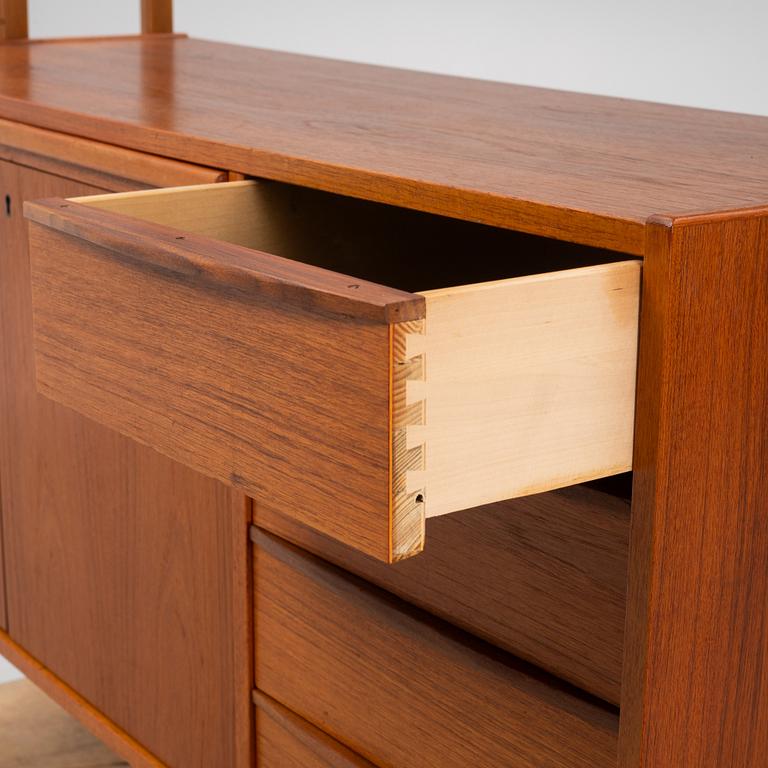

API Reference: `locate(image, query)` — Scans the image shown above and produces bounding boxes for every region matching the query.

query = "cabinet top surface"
[1,35,767,254]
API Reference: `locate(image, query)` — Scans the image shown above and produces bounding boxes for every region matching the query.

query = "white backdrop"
[29,0,768,115]
[3,0,765,686]
[0,656,18,683]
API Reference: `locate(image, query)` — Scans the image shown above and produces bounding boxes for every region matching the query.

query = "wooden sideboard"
[0,34,766,768]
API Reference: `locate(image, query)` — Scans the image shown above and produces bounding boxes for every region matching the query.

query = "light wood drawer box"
[254,529,619,768]
[24,180,641,562]
[256,483,629,705]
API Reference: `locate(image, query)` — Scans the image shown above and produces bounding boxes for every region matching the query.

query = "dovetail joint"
[391,318,426,560]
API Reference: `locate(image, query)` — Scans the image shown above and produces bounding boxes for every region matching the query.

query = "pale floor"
[0,656,22,685]
[0,678,127,766]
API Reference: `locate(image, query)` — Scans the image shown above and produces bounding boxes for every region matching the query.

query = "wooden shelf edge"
[0,629,166,768]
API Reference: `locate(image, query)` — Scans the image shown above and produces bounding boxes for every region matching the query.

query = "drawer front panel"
[255,484,629,705]
[255,691,376,768]
[25,211,415,562]
[254,530,619,768]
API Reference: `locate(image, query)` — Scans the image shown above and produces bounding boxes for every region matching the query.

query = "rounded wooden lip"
[24,196,426,324]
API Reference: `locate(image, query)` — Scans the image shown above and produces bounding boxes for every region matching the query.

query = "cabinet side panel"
[621,210,768,767]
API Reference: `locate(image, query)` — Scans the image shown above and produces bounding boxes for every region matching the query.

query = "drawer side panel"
[417,260,641,516]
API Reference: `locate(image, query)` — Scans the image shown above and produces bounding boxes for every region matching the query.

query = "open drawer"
[25,181,640,562]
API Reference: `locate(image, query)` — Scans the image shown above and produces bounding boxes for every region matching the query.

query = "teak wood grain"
[2,38,768,253]
[620,207,768,767]
[254,530,619,768]
[233,495,256,768]
[26,194,424,322]
[255,691,376,768]
[25,220,401,562]
[25,181,639,559]
[0,630,163,766]
[255,483,630,705]
[0,0,27,40]
[141,0,173,34]
[0,117,225,190]
[0,679,127,767]
[25,191,429,561]
[1,29,766,765]
[0,159,248,768]
[0,495,5,630]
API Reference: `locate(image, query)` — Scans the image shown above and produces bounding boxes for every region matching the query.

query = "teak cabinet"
[1,35,767,768]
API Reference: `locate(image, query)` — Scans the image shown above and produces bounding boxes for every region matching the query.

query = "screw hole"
[347,283,360,289]
[415,493,424,504]
[175,236,185,240]
[4,194,10,217]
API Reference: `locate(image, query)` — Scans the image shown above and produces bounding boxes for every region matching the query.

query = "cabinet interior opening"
[74,179,638,507]
[75,179,633,295]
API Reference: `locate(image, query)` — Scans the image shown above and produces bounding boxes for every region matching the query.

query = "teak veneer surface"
[25,181,641,561]
[0,503,5,630]
[620,208,768,767]
[0,117,226,190]
[2,37,768,252]
[0,0,27,40]
[141,0,173,35]
[254,530,619,768]
[25,217,400,561]
[0,159,246,768]
[256,484,630,705]
[255,691,376,768]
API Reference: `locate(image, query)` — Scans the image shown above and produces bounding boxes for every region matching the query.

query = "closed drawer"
[255,690,375,768]
[256,484,629,705]
[253,529,619,768]
[0,117,227,191]
[25,180,640,562]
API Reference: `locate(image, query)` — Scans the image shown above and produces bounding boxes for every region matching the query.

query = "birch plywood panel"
[412,260,641,516]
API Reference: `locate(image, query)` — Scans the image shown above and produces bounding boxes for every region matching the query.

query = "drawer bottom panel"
[253,530,619,768]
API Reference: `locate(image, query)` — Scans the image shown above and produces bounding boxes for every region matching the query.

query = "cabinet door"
[0,160,247,768]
